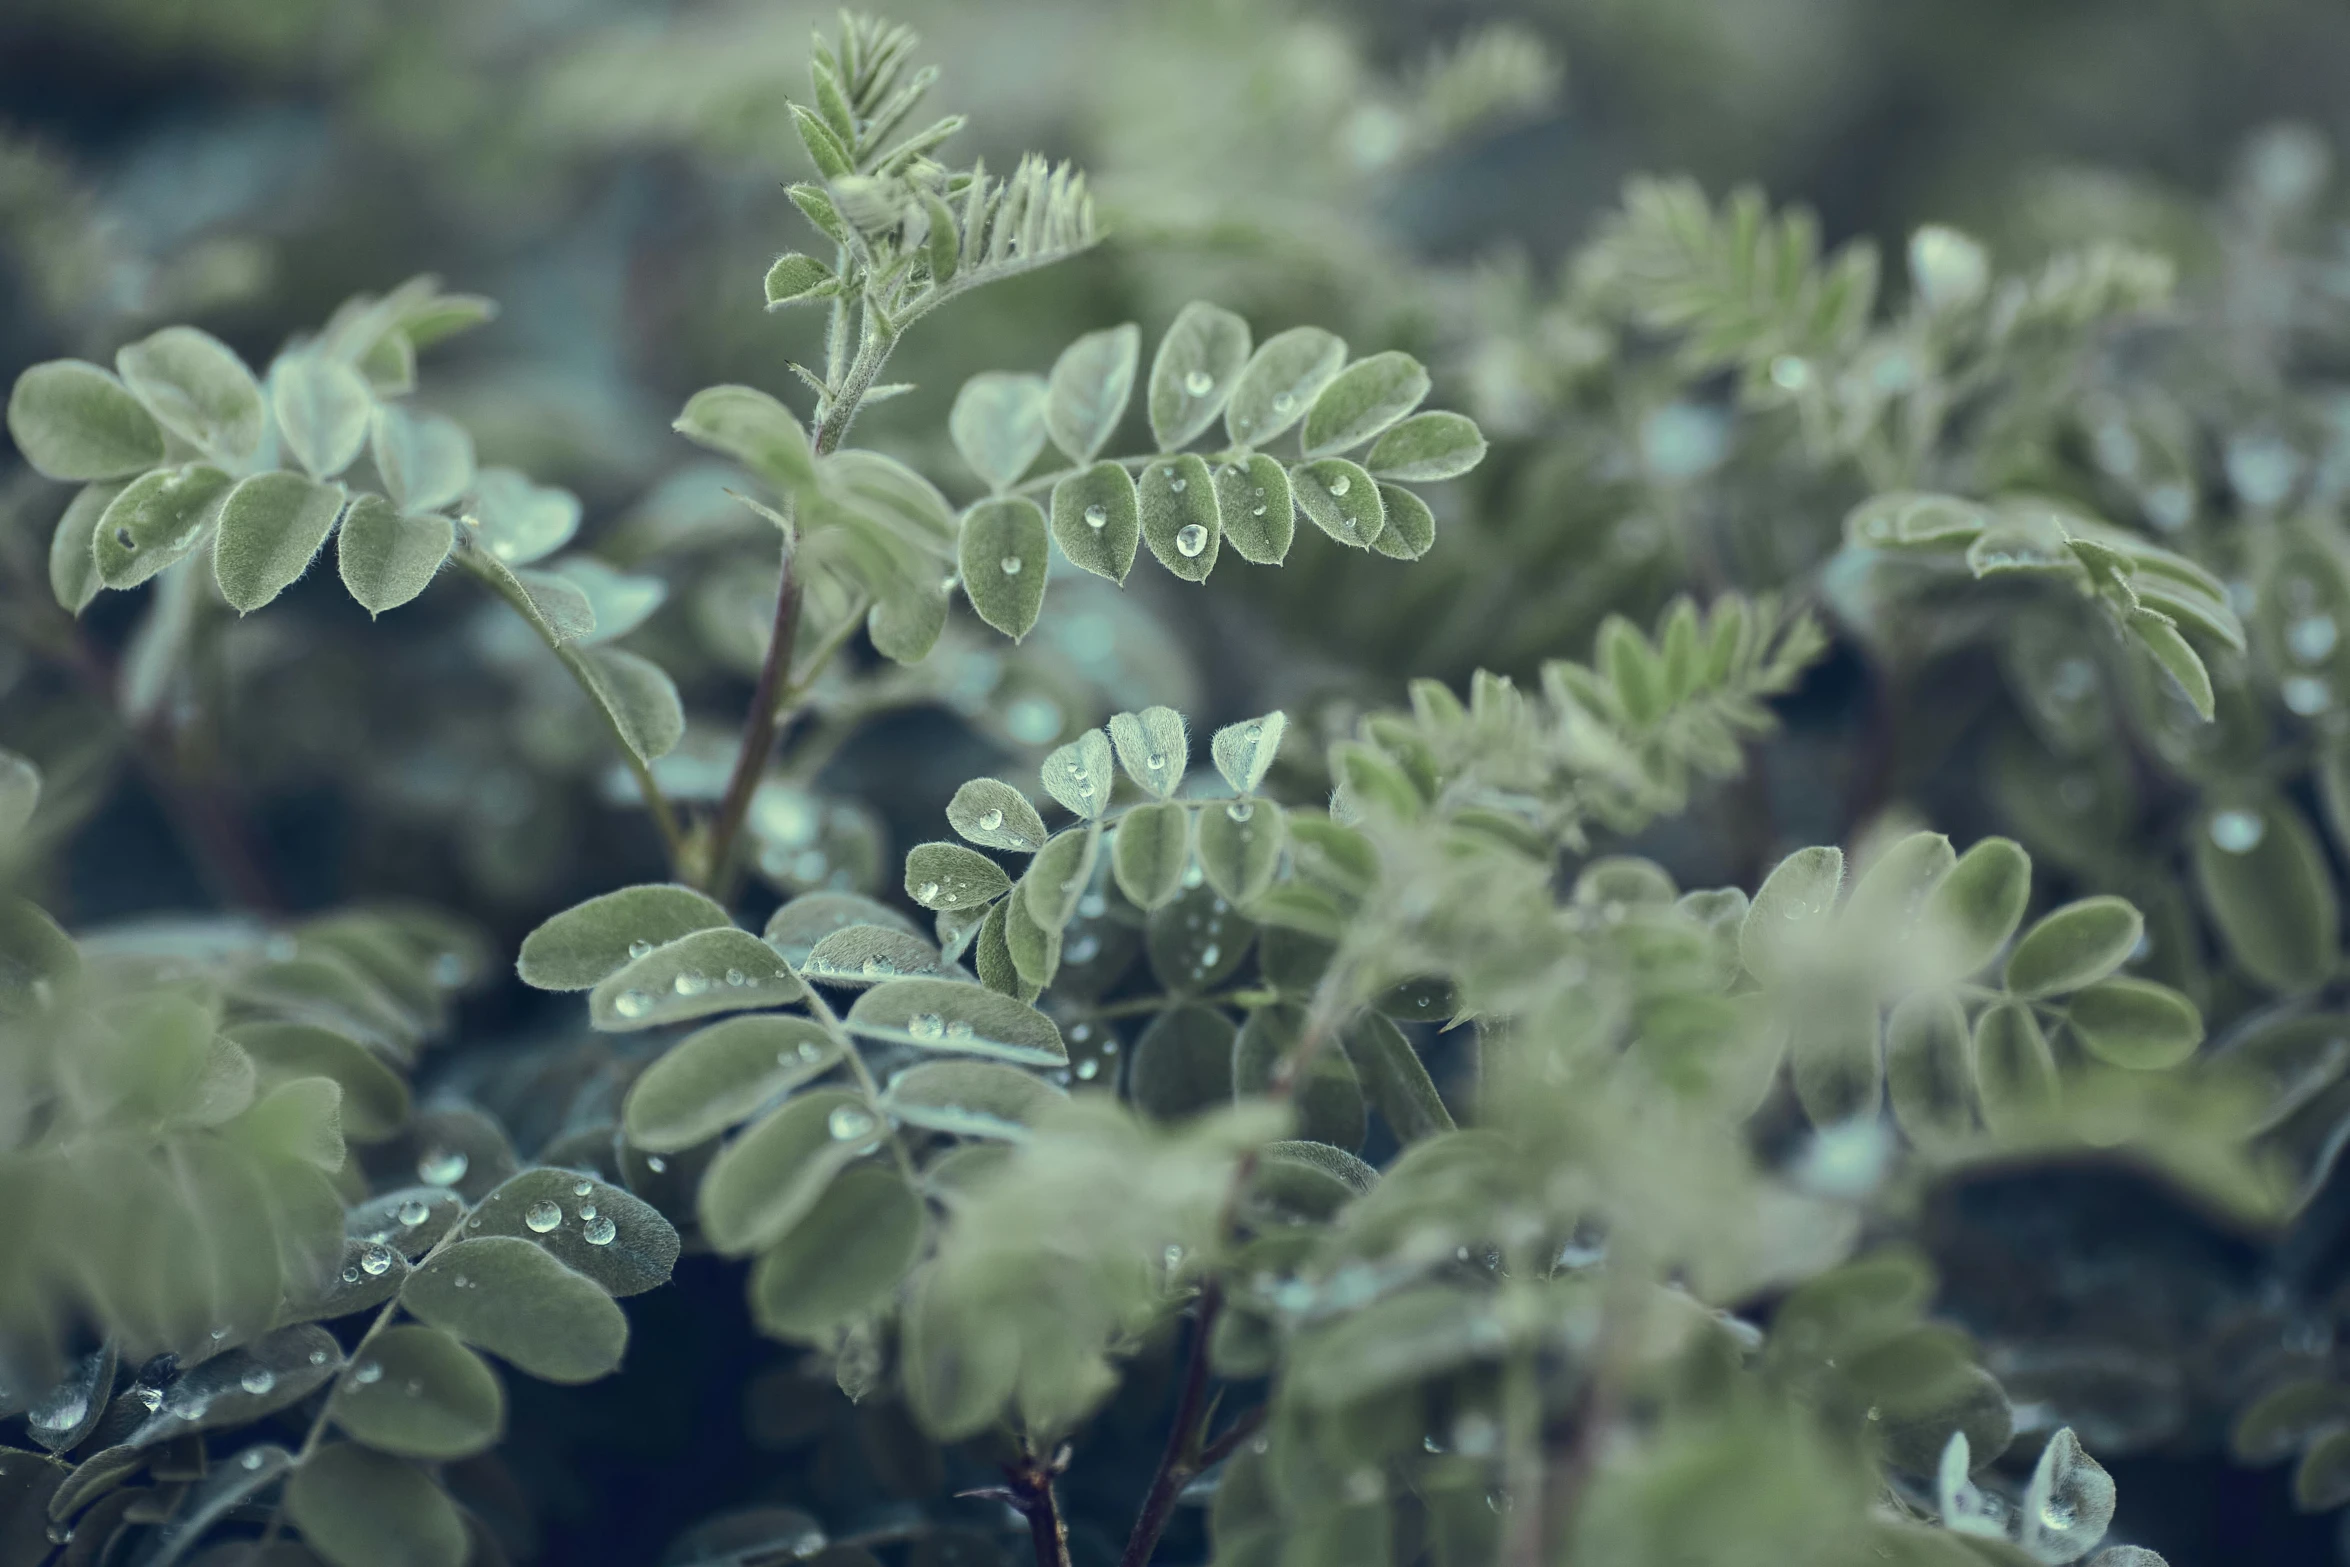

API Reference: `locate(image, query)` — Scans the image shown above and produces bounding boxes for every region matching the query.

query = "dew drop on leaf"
[628,939,655,960]
[674,970,709,996]
[396,1198,430,1227]
[614,989,651,1018]
[353,1362,383,1385]
[828,1105,878,1141]
[524,1199,562,1232]
[359,1243,394,1276]
[240,1369,275,1396]
[1175,524,1208,558]
[1184,370,1214,397]
[2210,810,2266,852]
[999,555,1023,576]
[1083,503,1108,529]
[909,1011,945,1040]
[584,1214,618,1246]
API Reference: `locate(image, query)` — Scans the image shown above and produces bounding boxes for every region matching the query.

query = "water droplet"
[2211,809,2266,853]
[1145,752,1166,771]
[1083,502,1108,529]
[1168,473,1188,493]
[1175,524,1208,558]
[211,1326,230,1340]
[353,1362,383,1386]
[1226,800,1254,822]
[309,1349,329,1365]
[418,1147,469,1185]
[240,1369,275,1396]
[1327,472,1351,497]
[2041,1497,2079,1532]
[1184,370,1214,397]
[917,880,941,902]
[1164,1243,1184,1270]
[1199,943,1221,967]
[113,525,135,549]
[627,939,655,960]
[1272,391,1297,414]
[137,1387,162,1411]
[614,989,651,1018]
[577,1202,598,1221]
[861,956,896,978]
[396,1198,430,1227]
[584,1214,618,1246]
[726,968,748,986]
[241,1449,266,1470]
[647,1154,667,1172]
[1075,1058,1099,1080]
[2289,613,2339,664]
[978,807,1005,832]
[909,1011,946,1041]
[829,1105,878,1141]
[673,970,709,997]
[359,1243,394,1276]
[945,1019,975,1041]
[524,1199,563,1233]
[340,1266,360,1284]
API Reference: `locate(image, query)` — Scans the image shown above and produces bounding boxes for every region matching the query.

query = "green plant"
[6,9,2343,1567]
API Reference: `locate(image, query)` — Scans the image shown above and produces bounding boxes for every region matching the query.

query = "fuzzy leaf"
[1225,326,1347,448]
[577,647,686,763]
[516,883,730,990]
[1130,1004,1240,1120]
[331,1325,504,1460]
[763,252,838,308]
[623,1016,839,1153]
[2064,978,2203,1070]
[1049,462,1141,583]
[906,841,1013,911]
[116,326,265,463]
[214,471,347,612]
[884,1059,1066,1140]
[1042,729,1115,819]
[1047,323,1140,462]
[1291,458,1385,549]
[950,373,1050,492]
[1112,802,1192,910]
[1886,989,1976,1145]
[405,1238,627,1384]
[48,481,117,611]
[464,1167,680,1296]
[1365,411,1486,481]
[94,464,233,588]
[1216,453,1293,565]
[1342,1012,1455,1142]
[1110,707,1189,798]
[285,1444,467,1567]
[1301,351,1430,457]
[1139,455,1220,580]
[1197,798,1285,905]
[337,494,452,615]
[1021,829,1097,931]
[2191,798,2338,993]
[697,1089,871,1254]
[588,927,806,1030]
[2131,613,2214,720]
[846,977,1067,1066]
[368,404,474,514]
[1370,483,1436,560]
[750,1164,925,1343]
[1148,302,1250,450]
[673,386,816,494]
[1789,981,1882,1126]
[1740,846,1844,984]
[1923,837,2033,982]
[2005,897,2144,998]
[273,354,373,479]
[1975,1002,2059,1130]
[947,778,1048,853]
[468,467,581,566]
[1212,713,1287,795]
[8,359,165,479]
[957,497,1050,637]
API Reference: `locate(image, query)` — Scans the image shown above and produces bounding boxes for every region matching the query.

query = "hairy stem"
[1006,1449,1073,1567]
[1118,1279,1226,1567]
[700,318,896,898]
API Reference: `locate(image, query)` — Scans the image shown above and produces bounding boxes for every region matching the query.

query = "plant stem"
[1005,1449,1073,1567]
[1117,1279,1225,1567]
[699,318,896,899]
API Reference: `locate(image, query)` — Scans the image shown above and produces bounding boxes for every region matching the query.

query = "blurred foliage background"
[10,0,2350,1560]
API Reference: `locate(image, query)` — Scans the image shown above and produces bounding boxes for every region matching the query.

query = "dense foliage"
[8,3,2350,1565]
